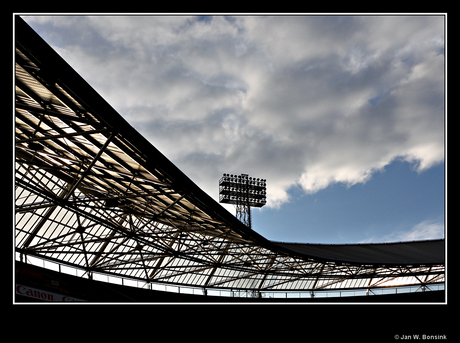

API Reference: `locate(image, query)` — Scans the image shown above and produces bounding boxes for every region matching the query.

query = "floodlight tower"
[219,173,266,229]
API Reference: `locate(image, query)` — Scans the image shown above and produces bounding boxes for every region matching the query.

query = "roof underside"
[276,240,444,265]
[14,16,445,291]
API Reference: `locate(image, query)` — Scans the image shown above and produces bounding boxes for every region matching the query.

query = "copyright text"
[394,334,447,340]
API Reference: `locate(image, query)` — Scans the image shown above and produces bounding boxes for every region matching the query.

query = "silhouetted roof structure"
[276,240,444,265]
[15,16,444,292]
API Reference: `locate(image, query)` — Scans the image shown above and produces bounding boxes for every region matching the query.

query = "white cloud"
[400,220,445,241]
[23,15,445,208]
[360,220,445,243]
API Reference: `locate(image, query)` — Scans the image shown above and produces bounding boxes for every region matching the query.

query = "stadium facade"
[14,17,445,302]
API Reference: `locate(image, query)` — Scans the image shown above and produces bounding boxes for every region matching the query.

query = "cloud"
[360,219,445,243]
[400,220,445,241]
[23,15,445,208]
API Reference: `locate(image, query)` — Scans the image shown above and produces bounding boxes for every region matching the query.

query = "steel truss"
[14,18,444,294]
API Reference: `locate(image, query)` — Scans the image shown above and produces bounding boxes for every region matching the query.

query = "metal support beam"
[16,127,109,144]
[63,132,114,201]
[14,17,445,295]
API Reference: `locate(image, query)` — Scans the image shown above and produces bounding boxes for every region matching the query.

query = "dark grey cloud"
[24,15,445,207]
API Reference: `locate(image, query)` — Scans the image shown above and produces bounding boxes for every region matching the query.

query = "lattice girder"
[15,17,444,292]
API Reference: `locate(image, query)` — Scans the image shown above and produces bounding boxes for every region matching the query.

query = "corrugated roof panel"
[14,17,444,293]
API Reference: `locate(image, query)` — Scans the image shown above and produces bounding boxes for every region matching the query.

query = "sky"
[21,14,446,244]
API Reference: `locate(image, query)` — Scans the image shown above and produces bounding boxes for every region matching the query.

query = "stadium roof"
[15,16,444,292]
[276,240,444,265]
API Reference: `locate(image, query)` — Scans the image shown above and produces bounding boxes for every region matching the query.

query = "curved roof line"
[274,239,445,265]
[15,16,444,292]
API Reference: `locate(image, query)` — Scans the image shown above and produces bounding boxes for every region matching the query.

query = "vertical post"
[245,175,252,230]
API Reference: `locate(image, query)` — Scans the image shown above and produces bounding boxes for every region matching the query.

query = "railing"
[16,254,445,300]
